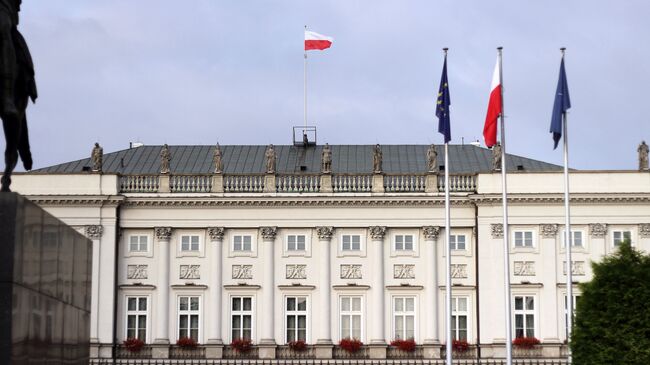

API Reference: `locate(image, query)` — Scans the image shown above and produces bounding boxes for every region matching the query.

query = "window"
[393,297,415,340]
[564,294,580,339]
[394,235,414,251]
[562,231,583,248]
[342,235,361,251]
[340,296,362,339]
[287,235,306,251]
[514,296,535,338]
[181,235,200,251]
[451,297,468,341]
[450,235,466,250]
[613,230,632,246]
[514,231,534,248]
[129,235,148,252]
[286,297,307,342]
[178,296,200,341]
[233,235,252,251]
[126,296,148,340]
[231,296,253,341]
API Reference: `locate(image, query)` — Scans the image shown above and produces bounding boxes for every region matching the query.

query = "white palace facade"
[11,143,650,362]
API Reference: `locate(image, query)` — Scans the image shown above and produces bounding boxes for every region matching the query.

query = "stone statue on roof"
[265,144,276,174]
[321,143,332,173]
[427,144,438,173]
[213,144,223,174]
[160,144,171,174]
[639,141,649,171]
[492,142,502,172]
[373,144,383,173]
[91,142,103,172]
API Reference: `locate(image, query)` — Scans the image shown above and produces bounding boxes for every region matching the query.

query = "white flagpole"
[303,26,308,137]
[497,47,514,365]
[443,48,452,365]
[561,47,574,365]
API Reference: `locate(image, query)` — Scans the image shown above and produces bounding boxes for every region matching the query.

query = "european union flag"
[437,56,451,143]
[550,57,571,149]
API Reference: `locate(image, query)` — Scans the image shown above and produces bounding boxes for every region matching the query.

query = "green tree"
[571,241,650,364]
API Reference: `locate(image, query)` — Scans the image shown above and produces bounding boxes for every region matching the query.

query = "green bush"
[571,241,650,364]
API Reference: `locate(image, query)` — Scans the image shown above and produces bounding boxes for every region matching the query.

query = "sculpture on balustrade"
[91,142,103,172]
[160,144,171,174]
[265,144,276,174]
[373,144,383,173]
[213,143,223,174]
[426,144,438,173]
[492,142,502,171]
[638,141,649,171]
[321,143,332,173]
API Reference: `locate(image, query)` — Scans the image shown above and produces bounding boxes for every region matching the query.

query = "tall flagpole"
[497,46,514,365]
[442,48,453,365]
[561,47,574,365]
[303,25,308,136]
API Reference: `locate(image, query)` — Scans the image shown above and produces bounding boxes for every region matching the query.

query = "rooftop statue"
[373,144,382,173]
[427,144,438,172]
[492,142,502,171]
[213,144,223,174]
[160,144,171,174]
[639,141,649,171]
[321,143,332,173]
[91,143,103,172]
[265,144,276,174]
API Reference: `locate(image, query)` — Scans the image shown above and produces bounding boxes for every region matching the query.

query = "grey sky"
[5,0,649,171]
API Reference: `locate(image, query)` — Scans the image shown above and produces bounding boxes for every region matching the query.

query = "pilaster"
[153,226,172,358]
[422,226,441,352]
[84,225,103,346]
[259,226,277,356]
[368,226,386,351]
[315,226,334,357]
[206,227,225,358]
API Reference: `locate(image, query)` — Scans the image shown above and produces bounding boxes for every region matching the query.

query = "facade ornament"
[513,261,536,276]
[340,264,362,279]
[207,227,225,241]
[393,264,415,279]
[639,141,649,171]
[639,223,650,238]
[260,226,277,240]
[369,226,387,240]
[426,144,438,173]
[372,144,383,173]
[180,265,200,279]
[154,227,173,240]
[451,264,468,278]
[286,264,307,279]
[316,226,335,240]
[91,142,103,172]
[265,144,276,174]
[422,226,441,240]
[492,142,502,171]
[160,144,171,174]
[213,144,224,174]
[540,224,558,238]
[588,223,607,238]
[491,223,504,238]
[563,261,585,276]
[84,225,103,239]
[321,143,332,173]
[127,265,148,280]
[232,265,253,279]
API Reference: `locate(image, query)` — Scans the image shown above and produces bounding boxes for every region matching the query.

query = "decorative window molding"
[124,231,153,258]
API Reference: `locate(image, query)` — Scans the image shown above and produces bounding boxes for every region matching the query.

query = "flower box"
[339,338,363,353]
[390,338,417,352]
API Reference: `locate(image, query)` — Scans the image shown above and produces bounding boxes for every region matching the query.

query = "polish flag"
[305,30,333,51]
[483,57,502,148]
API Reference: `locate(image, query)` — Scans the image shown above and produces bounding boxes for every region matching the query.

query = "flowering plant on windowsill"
[339,338,363,353]
[512,336,540,349]
[452,339,469,353]
[123,338,145,352]
[231,338,253,353]
[288,340,308,352]
[390,338,417,352]
[176,337,198,348]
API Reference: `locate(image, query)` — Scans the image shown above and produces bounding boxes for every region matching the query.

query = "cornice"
[24,195,124,207]
[471,194,650,205]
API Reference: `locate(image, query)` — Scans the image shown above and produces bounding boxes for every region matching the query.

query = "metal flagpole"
[303,25,308,136]
[497,47,514,365]
[444,116,452,365]
[560,47,574,365]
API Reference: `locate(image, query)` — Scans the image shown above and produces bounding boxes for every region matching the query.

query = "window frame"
[512,230,536,249]
[124,232,153,258]
[230,295,254,342]
[392,296,417,341]
[125,295,150,342]
[563,293,581,340]
[180,234,201,252]
[283,231,312,257]
[561,229,586,249]
[128,235,149,253]
[513,295,536,339]
[338,232,366,257]
[612,229,633,247]
[284,295,309,343]
[451,296,469,341]
[177,295,202,342]
[229,231,258,257]
[450,234,467,251]
[339,295,364,341]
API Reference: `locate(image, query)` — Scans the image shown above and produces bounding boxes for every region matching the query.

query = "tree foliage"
[571,241,650,364]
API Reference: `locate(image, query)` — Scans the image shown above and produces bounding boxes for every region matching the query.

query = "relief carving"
[514,261,536,276]
[491,224,503,238]
[393,264,415,279]
[340,264,362,279]
[563,261,585,276]
[155,227,173,240]
[180,265,200,279]
[84,225,103,239]
[451,264,468,278]
[639,223,650,238]
[260,226,277,240]
[232,265,253,279]
[316,226,335,240]
[422,226,440,240]
[369,226,386,240]
[589,223,607,238]
[286,264,307,279]
[540,224,558,238]
[208,227,225,241]
[127,265,148,279]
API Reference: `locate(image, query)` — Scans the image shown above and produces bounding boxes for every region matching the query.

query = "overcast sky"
[4,0,649,171]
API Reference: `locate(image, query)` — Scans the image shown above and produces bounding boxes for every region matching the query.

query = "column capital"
[639,223,650,238]
[589,223,607,238]
[540,224,558,238]
[84,225,103,239]
[369,226,387,240]
[491,223,503,238]
[207,227,225,241]
[154,227,173,241]
[422,226,440,240]
[316,226,335,240]
[260,226,277,240]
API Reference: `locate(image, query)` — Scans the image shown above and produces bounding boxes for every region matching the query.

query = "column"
[368,226,386,359]
[589,223,608,259]
[539,224,560,356]
[422,226,441,358]
[153,227,172,358]
[259,226,277,359]
[315,227,335,358]
[84,225,103,357]
[206,227,225,358]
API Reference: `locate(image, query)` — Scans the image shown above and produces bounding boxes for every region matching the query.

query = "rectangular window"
[287,235,306,251]
[394,235,414,251]
[450,235,466,250]
[393,297,415,340]
[340,296,362,339]
[564,295,580,339]
[129,235,148,252]
[126,296,147,340]
[451,297,468,341]
[231,296,253,341]
[178,296,200,341]
[613,230,632,246]
[181,235,200,251]
[514,231,534,247]
[342,235,361,251]
[514,296,535,338]
[562,231,583,247]
[233,235,252,251]
[286,296,307,342]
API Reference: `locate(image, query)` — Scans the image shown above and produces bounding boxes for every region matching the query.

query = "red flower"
[452,339,469,353]
[231,338,253,353]
[123,338,145,353]
[512,336,541,349]
[339,338,363,353]
[390,338,417,352]
[176,337,198,348]
[288,340,308,352]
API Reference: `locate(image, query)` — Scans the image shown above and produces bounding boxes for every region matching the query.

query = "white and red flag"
[304,30,333,51]
[483,56,502,148]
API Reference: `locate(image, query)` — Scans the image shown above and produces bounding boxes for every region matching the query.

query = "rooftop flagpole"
[303,25,308,136]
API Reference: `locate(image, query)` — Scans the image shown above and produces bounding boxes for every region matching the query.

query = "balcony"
[168,346,206,359]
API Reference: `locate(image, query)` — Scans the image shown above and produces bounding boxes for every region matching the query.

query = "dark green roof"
[31,144,561,175]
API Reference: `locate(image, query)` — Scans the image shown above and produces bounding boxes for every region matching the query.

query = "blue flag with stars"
[437,56,451,143]
[550,57,571,149]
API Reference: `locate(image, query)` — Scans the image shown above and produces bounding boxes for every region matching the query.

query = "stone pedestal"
[320,174,333,193]
[368,344,387,359]
[371,174,384,193]
[425,174,439,193]
[264,174,276,193]
[422,343,441,359]
[211,175,224,193]
[314,344,333,359]
[205,343,224,359]
[258,344,276,359]
[159,174,171,192]
[151,343,170,359]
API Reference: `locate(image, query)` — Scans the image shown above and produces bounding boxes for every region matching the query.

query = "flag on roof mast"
[483,56,502,148]
[304,30,333,51]
[550,57,571,149]
[437,52,451,143]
